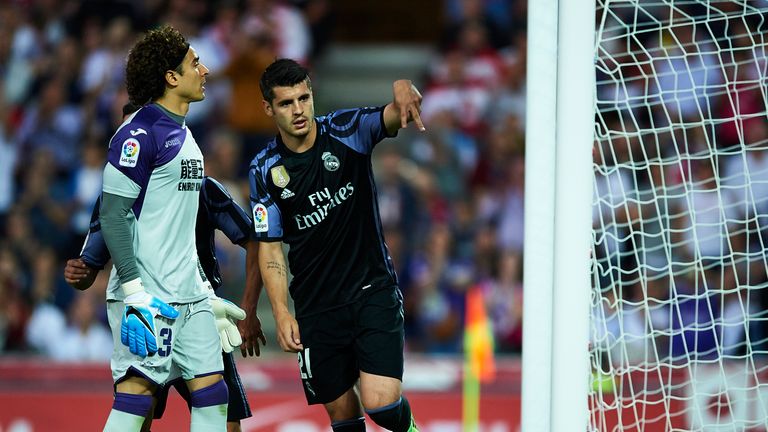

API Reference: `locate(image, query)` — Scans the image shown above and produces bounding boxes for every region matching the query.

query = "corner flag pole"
[463,284,495,431]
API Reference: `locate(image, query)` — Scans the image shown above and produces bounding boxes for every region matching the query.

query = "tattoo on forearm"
[266,261,287,277]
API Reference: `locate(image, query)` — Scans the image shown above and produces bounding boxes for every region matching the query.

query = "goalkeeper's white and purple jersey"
[81,177,253,291]
[102,104,207,304]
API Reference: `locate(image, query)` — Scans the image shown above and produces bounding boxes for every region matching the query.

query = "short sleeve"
[103,128,156,197]
[248,164,283,240]
[323,106,390,155]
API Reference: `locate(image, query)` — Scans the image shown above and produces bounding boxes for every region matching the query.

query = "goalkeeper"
[80,25,263,432]
[65,175,265,431]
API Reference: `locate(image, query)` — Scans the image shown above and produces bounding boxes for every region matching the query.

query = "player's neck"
[280,120,317,154]
[154,94,190,117]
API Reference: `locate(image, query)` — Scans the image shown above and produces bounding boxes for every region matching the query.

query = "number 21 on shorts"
[297,348,313,379]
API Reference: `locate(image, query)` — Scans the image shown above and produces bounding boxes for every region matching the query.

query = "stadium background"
[0,0,524,430]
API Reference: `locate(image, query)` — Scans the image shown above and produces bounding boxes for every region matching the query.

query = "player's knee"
[226,421,242,432]
[359,373,402,410]
[116,375,157,396]
[360,385,401,411]
[324,392,364,421]
[187,372,224,393]
[190,379,229,408]
[365,396,413,432]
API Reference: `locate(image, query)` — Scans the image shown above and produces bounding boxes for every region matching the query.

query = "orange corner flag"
[464,284,496,382]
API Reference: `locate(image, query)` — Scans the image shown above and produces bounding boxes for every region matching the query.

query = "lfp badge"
[119,138,140,167]
[253,203,269,232]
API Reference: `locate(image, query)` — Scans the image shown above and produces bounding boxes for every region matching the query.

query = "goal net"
[590,1,768,430]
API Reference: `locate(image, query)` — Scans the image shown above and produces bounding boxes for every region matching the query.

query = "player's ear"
[165,70,179,88]
[262,100,273,117]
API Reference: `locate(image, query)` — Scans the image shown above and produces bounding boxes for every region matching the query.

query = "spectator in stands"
[487,251,522,353]
[25,247,74,359]
[15,76,84,173]
[14,149,73,255]
[441,0,511,50]
[0,243,30,352]
[79,17,133,131]
[242,0,311,64]
[49,291,113,362]
[219,19,278,174]
[292,0,335,62]
[651,26,722,124]
[71,140,105,234]
[0,84,16,228]
[406,223,463,353]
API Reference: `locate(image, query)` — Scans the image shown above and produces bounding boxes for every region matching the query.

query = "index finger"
[411,107,425,132]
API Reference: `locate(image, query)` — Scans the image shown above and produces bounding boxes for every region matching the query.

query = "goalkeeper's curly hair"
[125,25,189,106]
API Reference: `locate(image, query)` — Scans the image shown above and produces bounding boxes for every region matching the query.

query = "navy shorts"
[296,287,405,405]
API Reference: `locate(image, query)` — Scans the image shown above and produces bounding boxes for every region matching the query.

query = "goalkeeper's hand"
[121,280,179,357]
[209,292,247,353]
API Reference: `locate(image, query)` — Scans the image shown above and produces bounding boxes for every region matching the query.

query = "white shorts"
[107,297,223,385]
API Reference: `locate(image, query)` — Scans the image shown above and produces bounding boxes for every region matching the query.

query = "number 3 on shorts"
[297,348,313,379]
[157,328,173,357]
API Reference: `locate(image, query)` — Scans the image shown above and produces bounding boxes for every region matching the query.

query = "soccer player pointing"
[248,59,423,432]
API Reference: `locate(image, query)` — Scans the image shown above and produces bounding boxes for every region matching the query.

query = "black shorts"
[296,286,405,405]
[153,351,252,422]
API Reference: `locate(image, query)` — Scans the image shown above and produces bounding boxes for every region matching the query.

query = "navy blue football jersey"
[248,106,398,318]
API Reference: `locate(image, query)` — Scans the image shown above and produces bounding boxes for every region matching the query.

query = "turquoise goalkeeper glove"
[121,279,179,357]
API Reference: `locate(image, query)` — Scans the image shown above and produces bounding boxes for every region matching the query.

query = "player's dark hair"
[259,58,311,103]
[125,25,190,105]
[122,102,141,117]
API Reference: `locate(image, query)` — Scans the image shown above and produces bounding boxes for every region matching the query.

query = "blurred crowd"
[590,2,768,369]
[0,0,527,361]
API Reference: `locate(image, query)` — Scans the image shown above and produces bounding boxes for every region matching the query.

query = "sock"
[103,393,153,432]
[366,396,418,432]
[190,380,229,432]
[332,416,366,431]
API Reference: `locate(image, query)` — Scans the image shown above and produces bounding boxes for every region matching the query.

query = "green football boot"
[408,415,420,432]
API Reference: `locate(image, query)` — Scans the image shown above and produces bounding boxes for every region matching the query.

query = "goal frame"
[521,0,596,430]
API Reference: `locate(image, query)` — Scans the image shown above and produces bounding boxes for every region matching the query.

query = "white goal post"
[522,0,596,431]
[524,1,768,431]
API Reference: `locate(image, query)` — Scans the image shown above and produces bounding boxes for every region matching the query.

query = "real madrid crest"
[270,165,290,188]
[322,152,340,172]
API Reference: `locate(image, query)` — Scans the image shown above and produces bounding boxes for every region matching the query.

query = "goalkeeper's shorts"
[153,351,251,422]
[296,286,405,405]
[107,298,224,386]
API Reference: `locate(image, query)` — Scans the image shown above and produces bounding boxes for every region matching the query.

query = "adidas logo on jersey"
[280,188,295,199]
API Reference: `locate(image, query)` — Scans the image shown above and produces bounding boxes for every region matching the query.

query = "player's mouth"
[293,118,307,129]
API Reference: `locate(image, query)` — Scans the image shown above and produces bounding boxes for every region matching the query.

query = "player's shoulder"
[249,138,282,174]
[111,105,169,146]
[317,106,384,137]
